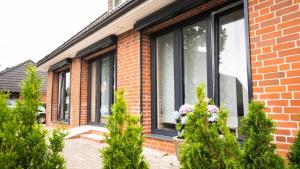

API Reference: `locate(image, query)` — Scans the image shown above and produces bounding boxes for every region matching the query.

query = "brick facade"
[44,0,299,156]
[248,0,300,157]
[117,30,141,115]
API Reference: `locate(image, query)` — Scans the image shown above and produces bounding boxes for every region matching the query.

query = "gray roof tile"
[0,60,47,93]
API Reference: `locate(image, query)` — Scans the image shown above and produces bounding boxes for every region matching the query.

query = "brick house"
[37,0,300,156]
[0,60,47,105]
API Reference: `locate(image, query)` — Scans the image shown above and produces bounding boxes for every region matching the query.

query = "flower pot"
[173,136,184,160]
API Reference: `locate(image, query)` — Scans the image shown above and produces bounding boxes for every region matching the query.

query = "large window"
[88,55,114,125]
[217,8,249,131]
[151,4,250,136]
[57,70,70,122]
[153,20,208,135]
[156,33,175,131]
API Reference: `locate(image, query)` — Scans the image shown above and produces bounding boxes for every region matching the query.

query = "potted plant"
[174,98,220,159]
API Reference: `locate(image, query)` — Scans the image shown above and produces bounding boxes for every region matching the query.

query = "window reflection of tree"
[183,24,227,54]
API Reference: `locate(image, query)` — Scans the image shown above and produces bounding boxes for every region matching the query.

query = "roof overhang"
[134,0,208,31]
[37,0,175,71]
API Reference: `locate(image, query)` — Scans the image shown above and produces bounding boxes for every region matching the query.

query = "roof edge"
[37,0,146,67]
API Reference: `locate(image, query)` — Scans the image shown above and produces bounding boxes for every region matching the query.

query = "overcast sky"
[0,0,107,71]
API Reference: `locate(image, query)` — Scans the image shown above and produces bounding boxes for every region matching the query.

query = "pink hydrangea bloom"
[207,105,219,114]
[179,104,194,115]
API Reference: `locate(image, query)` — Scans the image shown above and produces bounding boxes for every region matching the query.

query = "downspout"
[139,31,143,125]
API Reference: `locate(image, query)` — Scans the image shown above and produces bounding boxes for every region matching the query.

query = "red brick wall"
[141,34,152,134]
[117,30,141,115]
[69,58,81,127]
[145,137,175,154]
[248,0,300,157]
[51,72,59,125]
[46,71,53,126]
[80,60,89,125]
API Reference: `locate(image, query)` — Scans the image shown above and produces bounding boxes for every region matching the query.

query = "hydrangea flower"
[204,97,211,103]
[207,105,219,114]
[179,104,194,115]
[208,113,218,122]
[181,116,188,124]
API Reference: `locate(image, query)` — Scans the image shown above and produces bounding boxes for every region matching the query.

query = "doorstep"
[65,125,108,139]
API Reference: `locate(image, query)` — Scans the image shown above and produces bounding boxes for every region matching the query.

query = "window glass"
[218,9,249,130]
[114,0,126,8]
[90,62,97,123]
[64,72,70,122]
[57,70,70,122]
[100,57,110,123]
[183,21,207,104]
[156,32,176,131]
[88,56,113,125]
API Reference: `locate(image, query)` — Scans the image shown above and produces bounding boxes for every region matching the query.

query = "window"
[151,3,250,136]
[113,0,126,9]
[153,21,208,134]
[156,32,175,131]
[217,8,249,131]
[57,70,70,122]
[183,21,208,104]
[88,55,114,125]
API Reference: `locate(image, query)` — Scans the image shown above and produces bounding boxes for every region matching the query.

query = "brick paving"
[63,138,179,169]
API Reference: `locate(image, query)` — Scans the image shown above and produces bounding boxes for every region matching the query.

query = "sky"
[0,0,108,71]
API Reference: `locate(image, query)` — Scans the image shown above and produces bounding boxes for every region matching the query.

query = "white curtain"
[183,21,207,105]
[156,33,175,125]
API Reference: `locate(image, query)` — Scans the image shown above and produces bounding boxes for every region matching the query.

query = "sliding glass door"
[88,54,114,125]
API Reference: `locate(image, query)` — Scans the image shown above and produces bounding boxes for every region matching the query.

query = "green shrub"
[288,115,300,169]
[101,89,148,169]
[179,84,242,169]
[240,101,285,169]
[0,65,66,169]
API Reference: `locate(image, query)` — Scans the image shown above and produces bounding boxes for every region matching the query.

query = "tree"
[101,89,148,169]
[288,114,300,169]
[0,65,66,169]
[180,84,242,169]
[240,101,285,169]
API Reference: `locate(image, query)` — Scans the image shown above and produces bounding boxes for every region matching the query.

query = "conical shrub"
[240,101,285,169]
[101,89,148,169]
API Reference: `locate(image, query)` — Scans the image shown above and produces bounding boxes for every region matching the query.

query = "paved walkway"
[63,139,179,169]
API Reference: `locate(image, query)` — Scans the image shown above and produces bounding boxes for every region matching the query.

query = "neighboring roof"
[0,60,47,93]
[36,0,145,67]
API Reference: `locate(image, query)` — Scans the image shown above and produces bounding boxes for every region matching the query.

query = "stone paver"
[63,139,179,169]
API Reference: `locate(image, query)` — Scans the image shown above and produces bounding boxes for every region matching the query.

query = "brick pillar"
[141,34,151,134]
[117,30,141,115]
[46,71,53,126]
[69,58,81,127]
[80,60,89,125]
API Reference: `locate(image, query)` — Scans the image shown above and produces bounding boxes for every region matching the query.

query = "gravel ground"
[63,139,179,169]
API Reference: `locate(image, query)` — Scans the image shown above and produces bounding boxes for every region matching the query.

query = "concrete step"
[80,134,105,144]
[65,125,108,139]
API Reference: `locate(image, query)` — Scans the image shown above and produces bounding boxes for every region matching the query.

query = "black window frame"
[150,1,252,136]
[87,52,115,126]
[57,69,71,123]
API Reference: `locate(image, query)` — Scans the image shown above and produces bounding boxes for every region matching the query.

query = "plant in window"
[288,114,300,169]
[240,101,285,169]
[179,84,242,169]
[101,89,148,169]
[0,65,66,169]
